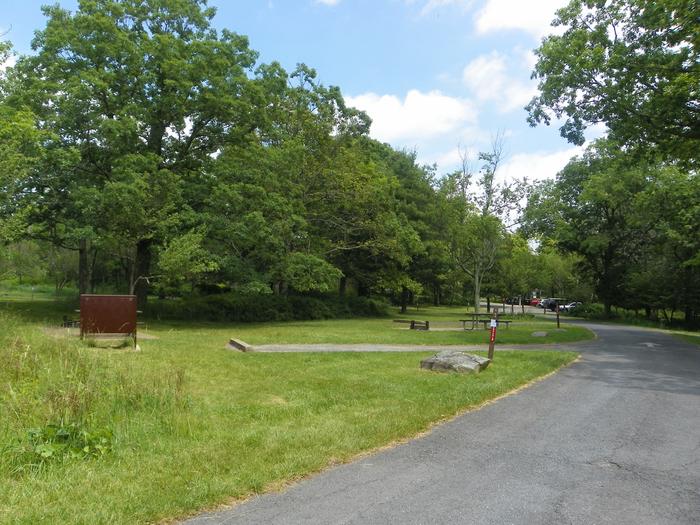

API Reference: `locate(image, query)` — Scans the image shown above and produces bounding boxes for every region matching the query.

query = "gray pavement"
[186,321,700,525]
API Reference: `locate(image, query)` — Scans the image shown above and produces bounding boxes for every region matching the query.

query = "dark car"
[539,298,552,309]
[541,298,563,311]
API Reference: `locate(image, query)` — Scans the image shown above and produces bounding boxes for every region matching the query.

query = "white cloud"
[474,0,566,39]
[584,122,608,142]
[462,51,537,113]
[345,89,478,144]
[499,146,582,182]
[419,0,474,16]
[516,47,539,71]
[424,144,480,169]
[0,55,16,73]
[314,0,340,5]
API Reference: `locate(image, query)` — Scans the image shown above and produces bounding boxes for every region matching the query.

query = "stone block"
[227,338,254,352]
[420,351,490,374]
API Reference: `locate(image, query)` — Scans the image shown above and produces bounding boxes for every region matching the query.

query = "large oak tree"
[5,0,258,305]
[527,0,700,165]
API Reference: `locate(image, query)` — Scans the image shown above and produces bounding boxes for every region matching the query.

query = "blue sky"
[1,0,604,181]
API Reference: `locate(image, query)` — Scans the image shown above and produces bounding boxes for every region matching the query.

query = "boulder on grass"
[420,351,490,374]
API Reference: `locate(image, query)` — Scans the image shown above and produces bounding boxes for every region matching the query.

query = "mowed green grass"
[216,318,591,346]
[675,333,700,346]
[153,308,593,347]
[0,301,580,524]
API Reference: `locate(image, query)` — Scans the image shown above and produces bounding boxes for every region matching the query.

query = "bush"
[573,303,607,318]
[144,293,390,322]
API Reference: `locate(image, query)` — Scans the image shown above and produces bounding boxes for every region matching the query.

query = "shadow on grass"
[1,299,78,325]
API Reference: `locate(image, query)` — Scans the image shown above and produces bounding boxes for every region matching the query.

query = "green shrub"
[572,303,607,318]
[144,294,390,322]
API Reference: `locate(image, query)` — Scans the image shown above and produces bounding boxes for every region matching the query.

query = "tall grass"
[0,313,187,477]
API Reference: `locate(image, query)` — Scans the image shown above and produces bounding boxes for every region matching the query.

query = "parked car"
[529,298,541,307]
[561,301,582,313]
[539,298,552,309]
[541,298,562,311]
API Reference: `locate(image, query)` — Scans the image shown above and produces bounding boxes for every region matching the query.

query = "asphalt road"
[186,321,700,525]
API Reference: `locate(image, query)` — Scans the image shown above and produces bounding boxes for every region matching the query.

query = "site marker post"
[488,311,498,361]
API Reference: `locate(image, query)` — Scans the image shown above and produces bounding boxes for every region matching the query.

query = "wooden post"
[556,302,560,328]
[488,311,498,361]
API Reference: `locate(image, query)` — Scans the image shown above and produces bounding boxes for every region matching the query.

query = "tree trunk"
[89,247,99,293]
[486,296,491,313]
[78,238,91,296]
[685,306,695,326]
[473,273,481,314]
[400,286,409,314]
[134,239,152,308]
[339,276,347,297]
[604,301,612,318]
[358,281,370,297]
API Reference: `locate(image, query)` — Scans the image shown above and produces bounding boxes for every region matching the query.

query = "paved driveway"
[186,322,700,524]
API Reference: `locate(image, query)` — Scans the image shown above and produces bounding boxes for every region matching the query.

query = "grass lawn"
[0,300,580,524]
[151,304,594,347]
[675,333,700,346]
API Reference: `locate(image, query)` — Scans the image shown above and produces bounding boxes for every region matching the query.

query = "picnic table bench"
[477,319,512,329]
[62,315,80,328]
[459,316,513,330]
[393,319,430,330]
[459,313,493,330]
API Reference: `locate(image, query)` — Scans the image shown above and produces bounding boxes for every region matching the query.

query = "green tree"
[634,167,700,323]
[498,234,533,313]
[1,241,47,285]
[156,229,219,292]
[523,140,651,316]
[5,0,258,305]
[439,136,522,312]
[527,0,700,165]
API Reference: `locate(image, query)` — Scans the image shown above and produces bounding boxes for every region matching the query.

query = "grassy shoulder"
[674,333,700,346]
[0,308,578,525]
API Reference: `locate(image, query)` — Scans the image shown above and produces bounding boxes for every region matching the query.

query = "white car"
[561,301,582,313]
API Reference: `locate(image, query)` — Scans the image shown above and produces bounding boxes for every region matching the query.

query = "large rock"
[420,351,490,374]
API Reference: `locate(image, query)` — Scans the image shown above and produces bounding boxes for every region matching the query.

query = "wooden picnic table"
[459,313,494,331]
[476,319,512,330]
